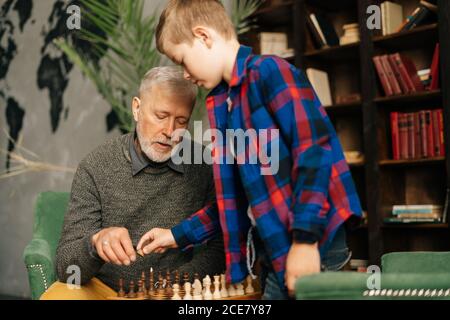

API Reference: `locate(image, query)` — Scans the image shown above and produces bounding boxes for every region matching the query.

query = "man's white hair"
[139,66,197,107]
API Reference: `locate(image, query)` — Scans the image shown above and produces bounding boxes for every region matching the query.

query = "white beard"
[136,124,173,163]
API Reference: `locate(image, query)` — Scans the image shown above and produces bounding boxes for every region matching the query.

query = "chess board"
[107,269,261,300]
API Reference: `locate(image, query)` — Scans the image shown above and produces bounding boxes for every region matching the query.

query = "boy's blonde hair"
[156,0,236,54]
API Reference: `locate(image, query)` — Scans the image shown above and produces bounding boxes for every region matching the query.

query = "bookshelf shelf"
[252,1,294,27]
[304,42,359,60]
[373,23,439,50]
[374,90,441,106]
[382,223,449,229]
[324,101,361,114]
[379,157,445,167]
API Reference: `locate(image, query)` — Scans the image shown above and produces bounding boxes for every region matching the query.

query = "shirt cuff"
[171,223,194,251]
[292,229,320,244]
[85,230,102,261]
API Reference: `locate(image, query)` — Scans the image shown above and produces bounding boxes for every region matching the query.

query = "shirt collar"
[209,45,254,97]
[130,131,184,176]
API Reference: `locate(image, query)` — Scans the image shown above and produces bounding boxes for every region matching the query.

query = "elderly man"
[41,66,225,299]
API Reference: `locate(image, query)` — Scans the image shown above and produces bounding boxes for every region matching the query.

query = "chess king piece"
[171,284,182,300]
[235,282,245,295]
[127,280,136,298]
[213,275,221,299]
[118,279,125,297]
[203,275,212,300]
[220,274,228,298]
[245,275,255,294]
[183,282,193,300]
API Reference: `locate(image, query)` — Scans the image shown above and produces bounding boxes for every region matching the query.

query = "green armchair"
[295,251,450,300]
[23,192,69,300]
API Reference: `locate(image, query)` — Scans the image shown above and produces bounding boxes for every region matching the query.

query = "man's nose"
[163,120,176,137]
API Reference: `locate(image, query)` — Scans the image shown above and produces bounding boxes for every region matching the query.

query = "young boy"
[137,0,362,299]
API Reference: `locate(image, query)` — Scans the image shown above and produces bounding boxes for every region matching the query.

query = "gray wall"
[0,0,231,298]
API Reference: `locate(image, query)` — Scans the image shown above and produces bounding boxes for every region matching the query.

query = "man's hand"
[136,228,178,255]
[285,242,321,297]
[91,227,136,266]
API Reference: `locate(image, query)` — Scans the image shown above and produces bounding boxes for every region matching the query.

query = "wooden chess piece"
[148,268,155,296]
[183,282,193,300]
[236,282,245,295]
[165,270,173,296]
[203,275,212,300]
[245,275,255,294]
[193,276,203,300]
[127,280,136,298]
[220,274,228,298]
[141,271,148,297]
[157,272,165,295]
[118,279,125,298]
[183,272,190,284]
[213,275,221,299]
[228,283,237,297]
[137,279,145,298]
[171,283,182,300]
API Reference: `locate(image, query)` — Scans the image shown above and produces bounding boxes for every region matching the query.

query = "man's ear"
[132,97,141,122]
[192,26,213,48]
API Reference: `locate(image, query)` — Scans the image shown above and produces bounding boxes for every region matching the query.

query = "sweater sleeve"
[55,160,104,284]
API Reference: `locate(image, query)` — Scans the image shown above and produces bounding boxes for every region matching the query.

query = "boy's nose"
[183,70,191,80]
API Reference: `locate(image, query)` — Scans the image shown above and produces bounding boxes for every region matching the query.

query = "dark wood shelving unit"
[245,0,450,265]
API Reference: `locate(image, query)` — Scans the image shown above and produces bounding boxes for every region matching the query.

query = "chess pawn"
[235,282,245,296]
[203,276,212,300]
[228,283,237,297]
[137,279,145,298]
[220,274,228,298]
[148,269,155,296]
[213,275,221,299]
[118,279,125,298]
[127,280,136,298]
[183,282,193,300]
[193,278,203,300]
[171,284,182,300]
[245,275,255,294]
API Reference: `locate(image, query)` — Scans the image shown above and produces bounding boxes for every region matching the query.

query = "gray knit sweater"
[55,133,225,291]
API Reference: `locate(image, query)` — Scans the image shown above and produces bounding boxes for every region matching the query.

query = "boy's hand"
[285,242,321,297]
[136,228,178,255]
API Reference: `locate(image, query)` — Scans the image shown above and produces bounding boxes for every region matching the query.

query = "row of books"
[373,44,439,97]
[306,11,340,49]
[381,1,437,36]
[384,204,445,224]
[390,109,445,160]
[258,32,294,58]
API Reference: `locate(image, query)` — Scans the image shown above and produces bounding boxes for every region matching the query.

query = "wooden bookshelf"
[243,0,450,266]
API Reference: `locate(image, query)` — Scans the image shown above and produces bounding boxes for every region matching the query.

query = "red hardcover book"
[407,113,415,158]
[425,110,435,157]
[388,54,410,94]
[381,55,402,95]
[392,53,424,92]
[429,43,440,90]
[413,112,422,159]
[373,56,393,96]
[399,113,409,159]
[419,110,428,158]
[391,112,400,160]
[438,109,445,156]
[432,110,441,156]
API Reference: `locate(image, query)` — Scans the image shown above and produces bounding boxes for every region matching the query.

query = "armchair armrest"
[295,272,450,300]
[23,238,57,300]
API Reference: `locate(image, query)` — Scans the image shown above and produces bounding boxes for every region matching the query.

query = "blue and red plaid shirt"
[172,45,362,288]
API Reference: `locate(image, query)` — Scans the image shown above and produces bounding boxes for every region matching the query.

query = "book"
[429,43,440,90]
[306,68,332,106]
[381,55,402,95]
[432,110,441,156]
[396,54,425,92]
[438,109,445,156]
[381,1,404,36]
[419,110,428,157]
[384,217,442,223]
[413,112,422,159]
[393,204,442,210]
[391,112,400,160]
[400,5,433,32]
[396,213,442,219]
[310,13,339,47]
[306,13,326,48]
[425,110,435,157]
[373,56,393,96]
[406,113,415,159]
[399,113,409,159]
[396,6,422,32]
[259,32,288,56]
[388,54,410,94]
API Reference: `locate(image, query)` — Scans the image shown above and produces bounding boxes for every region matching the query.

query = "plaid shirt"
[172,45,362,288]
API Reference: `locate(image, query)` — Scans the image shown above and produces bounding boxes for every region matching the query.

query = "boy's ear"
[192,26,213,48]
